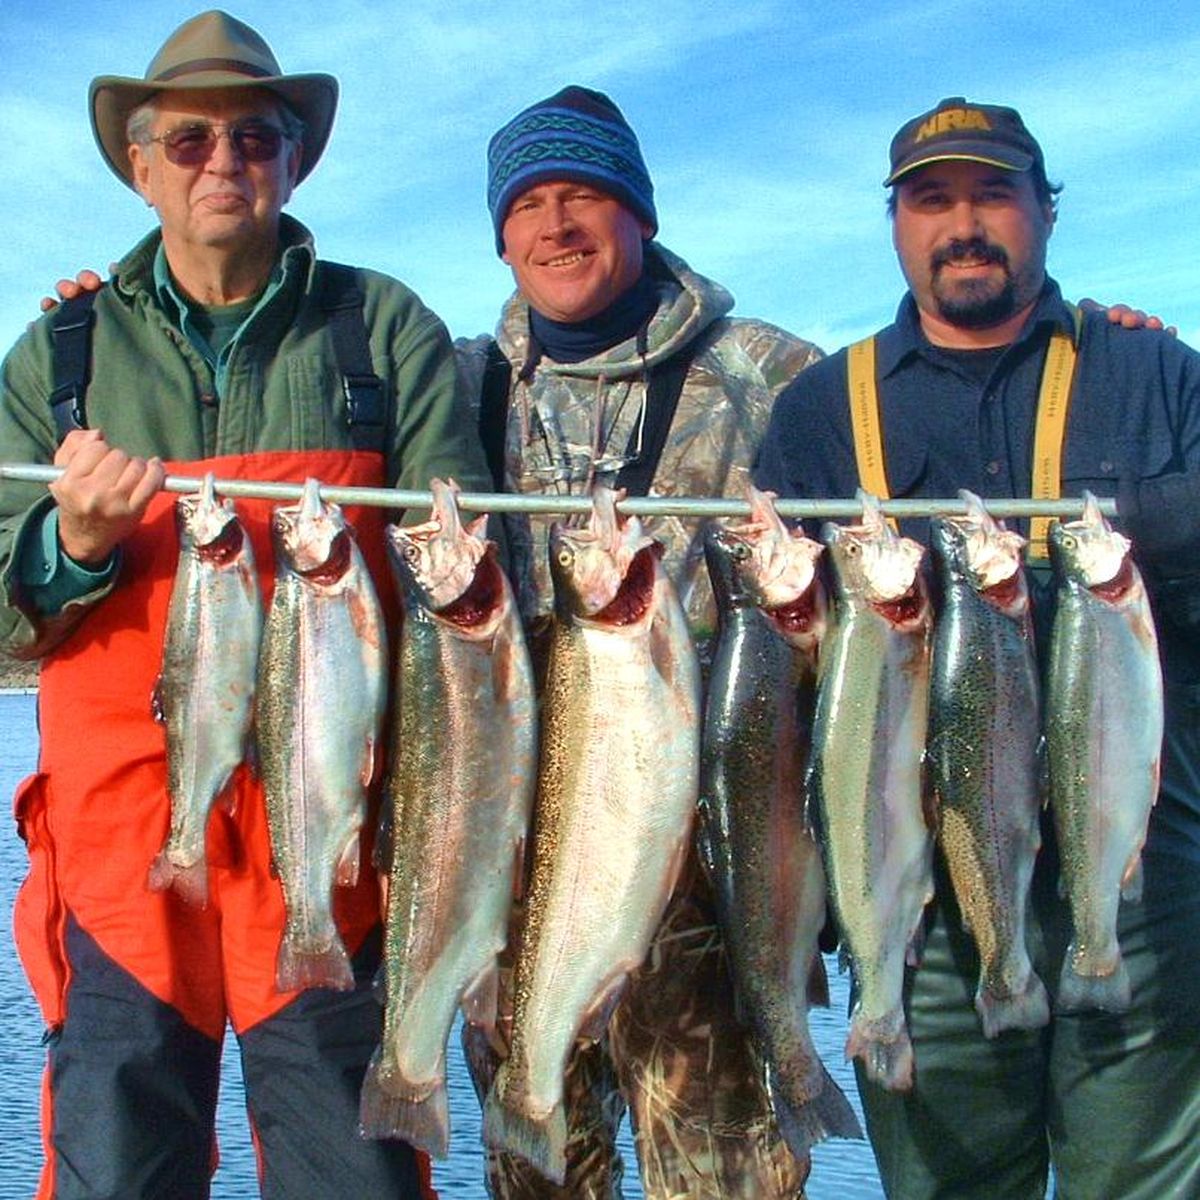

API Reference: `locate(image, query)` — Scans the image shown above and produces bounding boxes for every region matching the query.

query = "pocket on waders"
[12,773,69,1029]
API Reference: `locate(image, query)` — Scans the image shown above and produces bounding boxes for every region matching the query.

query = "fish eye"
[731,543,751,561]
[401,543,420,563]
[556,548,573,567]
[1061,535,1076,550]
[845,542,861,556]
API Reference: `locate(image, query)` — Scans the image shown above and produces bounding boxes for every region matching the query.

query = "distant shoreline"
[0,658,38,692]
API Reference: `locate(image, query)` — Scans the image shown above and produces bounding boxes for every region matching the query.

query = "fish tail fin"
[276,936,354,993]
[770,1063,864,1160]
[147,854,209,908]
[976,971,1051,1037]
[846,1013,914,1092]
[1056,946,1132,1014]
[358,1051,450,1158]
[482,1065,568,1186]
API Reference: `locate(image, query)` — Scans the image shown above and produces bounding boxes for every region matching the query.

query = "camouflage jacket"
[456,242,822,646]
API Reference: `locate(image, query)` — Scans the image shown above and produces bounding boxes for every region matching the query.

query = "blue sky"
[2,0,1198,361]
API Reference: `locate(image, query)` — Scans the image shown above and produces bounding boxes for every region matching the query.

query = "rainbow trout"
[360,480,536,1156]
[927,492,1049,1037]
[699,486,863,1159]
[150,473,261,907]
[483,487,701,1185]
[808,494,934,1092]
[1047,493,1163,1013]
[258,478,388,993]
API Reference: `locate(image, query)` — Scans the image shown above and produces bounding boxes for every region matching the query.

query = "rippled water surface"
[0,691,882,1198]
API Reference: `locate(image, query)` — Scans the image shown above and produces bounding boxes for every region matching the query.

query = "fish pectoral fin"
[1121,851,1145,903]
[461,962,500,1030]
[360,735,379,787]
[490,621,521,704]
[151,677,166,724]
[510,836,528,903]
[335,830,361,888]
[577,973,628,1044]
[648,608,679,687]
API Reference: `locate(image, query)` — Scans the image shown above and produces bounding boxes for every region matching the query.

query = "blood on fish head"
[273,479,352,583]
[1050,492,1132,593]
[387,478,491,613]
[550,487,660,623]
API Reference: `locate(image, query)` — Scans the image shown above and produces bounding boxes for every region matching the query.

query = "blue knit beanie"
[487,85,658,255]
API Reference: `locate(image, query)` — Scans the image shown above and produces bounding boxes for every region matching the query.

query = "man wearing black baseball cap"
[755,96,1200,1198]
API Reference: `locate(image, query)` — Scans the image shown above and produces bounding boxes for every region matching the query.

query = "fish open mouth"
[764,582,821,637]
[436,547,504,629]
[592,544,661,626]
[980,568,1024,610]
[1090,553,1135,603]
[873,580,925,627]
[296,527,352,585]
[198,518,246,567]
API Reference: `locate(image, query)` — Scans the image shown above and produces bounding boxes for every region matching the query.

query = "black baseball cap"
[884,96,1045,187]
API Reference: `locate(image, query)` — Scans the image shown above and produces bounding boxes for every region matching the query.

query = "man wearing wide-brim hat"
[0,10,491,1198]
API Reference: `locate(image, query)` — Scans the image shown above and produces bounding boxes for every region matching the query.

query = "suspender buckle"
[342,373,385,447]
[48,381,87,440]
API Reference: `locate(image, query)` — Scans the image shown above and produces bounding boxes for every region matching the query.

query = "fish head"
[708,485,826,640]
[175,472,246,565]
[1049,491,1133,593]
[549,486,662,626]
[824,493,928,625]
[933,491,1027,600]
[387,478,499,619]
[272,478,353,584]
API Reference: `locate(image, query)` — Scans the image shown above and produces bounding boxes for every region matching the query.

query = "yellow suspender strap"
[846,336,897,527]
[1028,304,1081,558]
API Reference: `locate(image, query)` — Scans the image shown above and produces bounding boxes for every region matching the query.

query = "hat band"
[154,57,274,83]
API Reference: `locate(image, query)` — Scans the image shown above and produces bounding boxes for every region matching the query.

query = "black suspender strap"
[319,261,386,452]
[49,290,100,442]
[479,340,513,491]
[615,349,691,497]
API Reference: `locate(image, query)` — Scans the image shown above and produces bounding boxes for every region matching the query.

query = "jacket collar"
[877,277,1075,377]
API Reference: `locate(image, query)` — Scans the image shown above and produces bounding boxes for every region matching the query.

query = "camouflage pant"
[462,859,809,1199]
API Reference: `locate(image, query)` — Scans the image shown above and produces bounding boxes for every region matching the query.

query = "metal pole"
[0,462,1118,521]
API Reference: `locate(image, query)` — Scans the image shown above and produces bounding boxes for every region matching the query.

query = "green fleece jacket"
[0,215,492,657]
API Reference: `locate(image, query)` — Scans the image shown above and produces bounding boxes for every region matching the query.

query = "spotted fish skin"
[808,496,934,1093]
[483,487,701,1186]
[699,486,863,1160]
[151,473,261,908]
[1047,493,1163,1014]
[258,478,388,994]
[360,479,536,1158]
[927,492,1049,1038]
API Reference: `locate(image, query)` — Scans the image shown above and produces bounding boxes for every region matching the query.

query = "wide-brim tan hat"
[90,9,338,188]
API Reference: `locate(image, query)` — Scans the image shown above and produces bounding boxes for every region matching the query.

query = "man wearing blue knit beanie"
[457,85,825,1200]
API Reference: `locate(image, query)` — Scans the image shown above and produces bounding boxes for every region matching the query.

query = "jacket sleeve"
[0,326,116,659]
[1115,337,1200,577]
[373,286,495,521]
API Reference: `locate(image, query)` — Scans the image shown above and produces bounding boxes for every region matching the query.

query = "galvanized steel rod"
[0,462,1118,521]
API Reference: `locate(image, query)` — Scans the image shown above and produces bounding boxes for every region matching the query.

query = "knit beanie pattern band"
[487,85,657,254]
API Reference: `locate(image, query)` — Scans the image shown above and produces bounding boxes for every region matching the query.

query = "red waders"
[12,450,437,1200]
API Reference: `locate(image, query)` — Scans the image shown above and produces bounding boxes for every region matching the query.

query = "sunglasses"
[147,120,290,167]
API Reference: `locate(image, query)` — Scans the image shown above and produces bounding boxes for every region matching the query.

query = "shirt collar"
[877,277,1075,377]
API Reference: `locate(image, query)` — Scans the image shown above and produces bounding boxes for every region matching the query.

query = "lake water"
[0,690,883,1198]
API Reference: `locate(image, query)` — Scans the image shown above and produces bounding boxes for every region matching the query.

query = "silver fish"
[150,472,261,907]
[360,479,536,1156]
[257,478,388,993]
[483,486,701,1185]
[1047,492,1163,1013]
[808,493,934,1092]
[927,491,1049,1037]
[700,485,863,1158]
